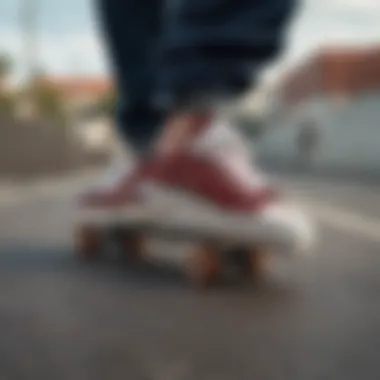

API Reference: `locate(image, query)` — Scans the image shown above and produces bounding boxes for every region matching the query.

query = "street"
[1,171,380,380]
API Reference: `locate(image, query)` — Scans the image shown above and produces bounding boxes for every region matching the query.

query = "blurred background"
[1,1,380,379]
[0,0,379,178]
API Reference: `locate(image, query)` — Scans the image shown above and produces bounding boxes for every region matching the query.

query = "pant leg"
[96,0,166,151]
[155,0,296,111]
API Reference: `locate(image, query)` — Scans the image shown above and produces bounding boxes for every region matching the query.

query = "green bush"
[0,92,16,117]
[31,83,66,122]
[97,92,116,116]
[0,53,12,80]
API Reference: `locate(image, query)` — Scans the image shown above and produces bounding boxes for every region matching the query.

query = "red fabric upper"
[145,151,277,212]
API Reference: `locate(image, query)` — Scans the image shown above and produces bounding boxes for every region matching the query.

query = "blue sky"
[0,0,102,78]
[0,0,93,34]
[1,0,380,81]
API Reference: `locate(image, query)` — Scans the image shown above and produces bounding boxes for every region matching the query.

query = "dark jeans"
[96,0,296,151]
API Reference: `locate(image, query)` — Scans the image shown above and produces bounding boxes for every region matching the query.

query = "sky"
[0,0,379,82]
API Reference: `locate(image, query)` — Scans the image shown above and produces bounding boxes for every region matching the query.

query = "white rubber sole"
[77,185,316,256]
[77,203,153,227]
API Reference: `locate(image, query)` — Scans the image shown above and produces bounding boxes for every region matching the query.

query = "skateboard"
[75,220,272,288]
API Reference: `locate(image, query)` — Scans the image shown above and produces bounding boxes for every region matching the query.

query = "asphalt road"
[1,171,380,380]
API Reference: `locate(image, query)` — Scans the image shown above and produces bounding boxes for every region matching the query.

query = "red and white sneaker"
[136,119,315,255]
[77,118,315,256]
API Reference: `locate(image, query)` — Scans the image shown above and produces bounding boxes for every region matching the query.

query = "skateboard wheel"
[186,245,221,288]
[249,247,270,281]
[121,230,146,262]
[75,225,104,261]
[227,247,269,280]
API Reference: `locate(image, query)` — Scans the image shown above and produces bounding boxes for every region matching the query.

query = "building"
[37,76,116,153]
[258,45,380,171]
[37,76,114,115]
[279,46,380,109]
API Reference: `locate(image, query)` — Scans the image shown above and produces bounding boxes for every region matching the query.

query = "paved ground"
[1,171,380,380]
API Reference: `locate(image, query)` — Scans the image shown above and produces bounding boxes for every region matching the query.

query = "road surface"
[0,171,380,380]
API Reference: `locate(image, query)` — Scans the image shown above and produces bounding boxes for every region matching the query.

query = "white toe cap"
[258,203,316,255]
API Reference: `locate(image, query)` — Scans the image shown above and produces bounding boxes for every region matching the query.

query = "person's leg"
[97,0,166,152]
[96,0,295,154]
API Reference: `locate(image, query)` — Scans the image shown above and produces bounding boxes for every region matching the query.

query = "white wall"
[72,117,114,153]
[258,93,380,171]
